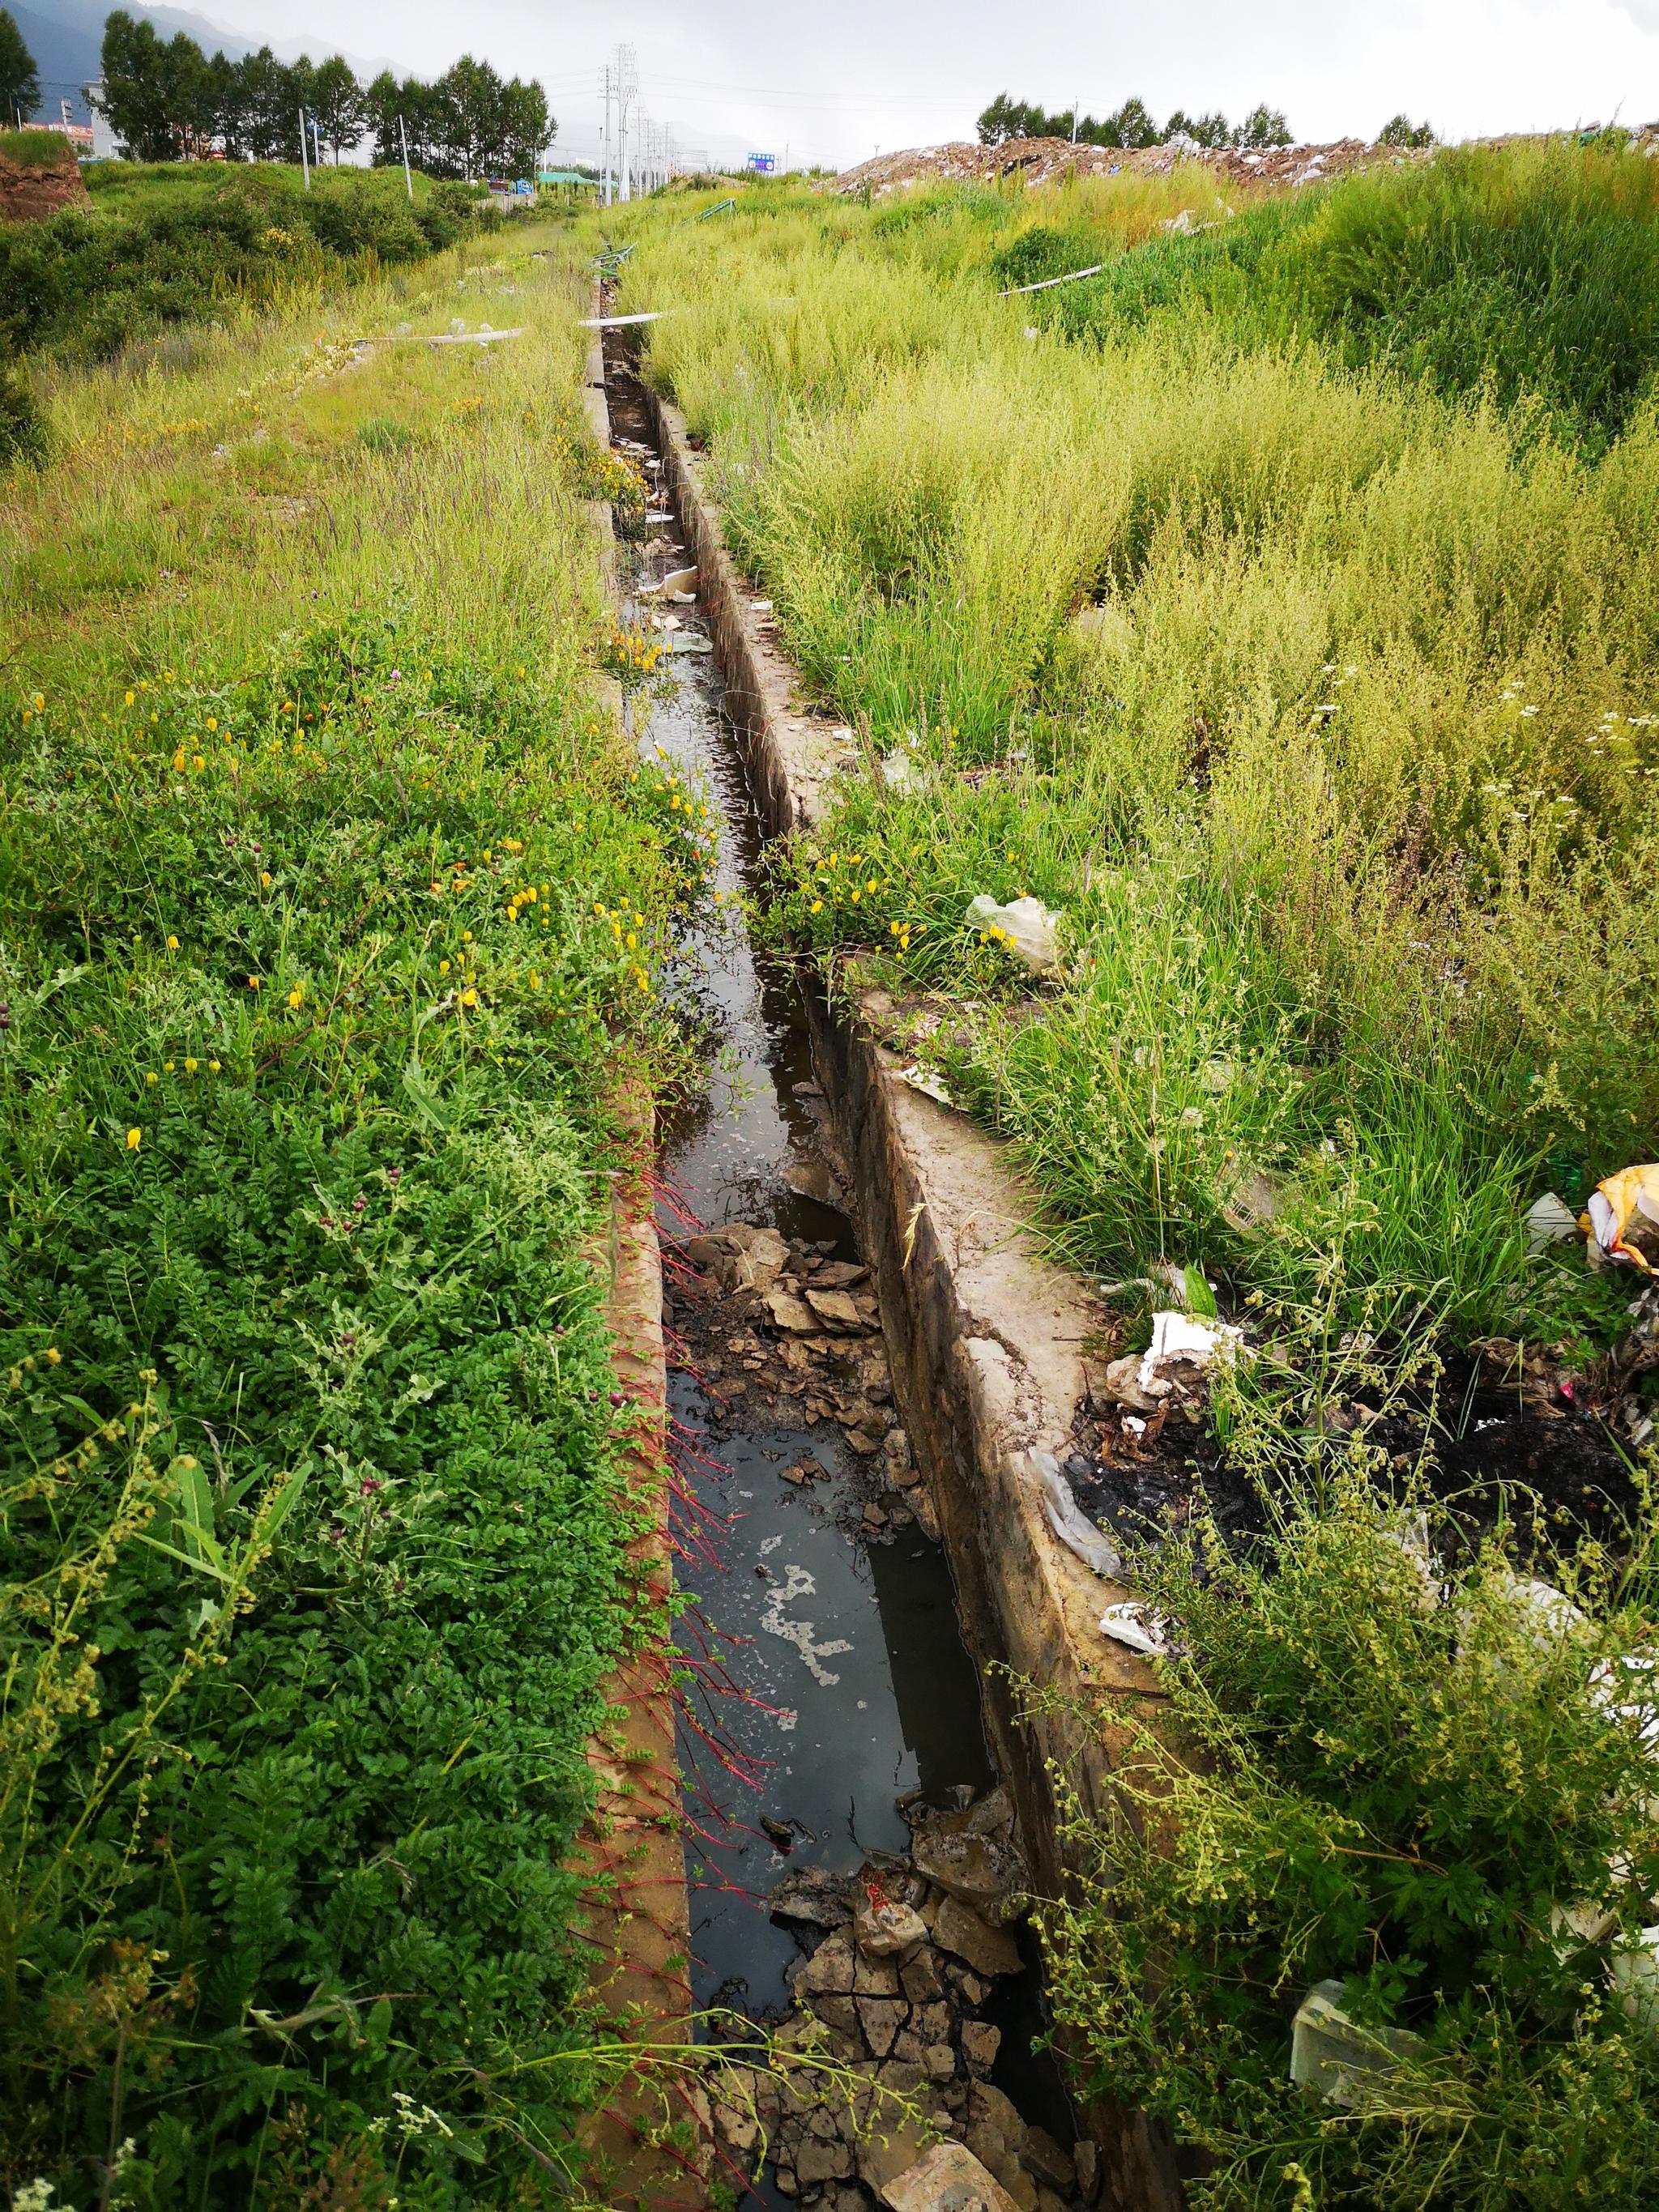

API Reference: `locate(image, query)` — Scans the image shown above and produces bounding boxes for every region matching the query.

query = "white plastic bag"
[966,894,1063,975]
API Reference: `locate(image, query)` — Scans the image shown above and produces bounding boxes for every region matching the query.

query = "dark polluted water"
[638,613,996,2013]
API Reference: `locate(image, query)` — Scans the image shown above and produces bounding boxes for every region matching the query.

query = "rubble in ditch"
[709,1788,1101,2212]
[663,1213,936,1539]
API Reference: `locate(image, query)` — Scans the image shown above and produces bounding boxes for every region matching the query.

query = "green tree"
[1233,101,1293,147]
[310,55,365,160]
[0,5,40,125]
[499,75,550,176]
[1379,112,1435,147]
[228,46,305,162]
[92,12,219,160]
[1107,96,1160,148]
[93,10,177,159]
[1166,107,1233,148]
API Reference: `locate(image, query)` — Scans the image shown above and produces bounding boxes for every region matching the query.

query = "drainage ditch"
[603,350,1097,2212]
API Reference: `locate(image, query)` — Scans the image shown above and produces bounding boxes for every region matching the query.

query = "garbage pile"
[832,134,1429,200]
[714,1788,1103,2211]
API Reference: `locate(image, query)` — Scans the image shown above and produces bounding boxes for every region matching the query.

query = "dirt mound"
[0,146,92,224]
[833,134,1425,199]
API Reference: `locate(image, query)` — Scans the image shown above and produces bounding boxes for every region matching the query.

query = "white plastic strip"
[997,263,1107,297]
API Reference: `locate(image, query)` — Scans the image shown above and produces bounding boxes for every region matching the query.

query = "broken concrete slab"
[932,1895,1023,1979]
[881,2139,1023,2212]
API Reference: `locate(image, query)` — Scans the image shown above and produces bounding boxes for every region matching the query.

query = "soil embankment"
[0,142,92,222]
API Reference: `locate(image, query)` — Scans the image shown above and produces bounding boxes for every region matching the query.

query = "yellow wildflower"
[126,1128,142,1151]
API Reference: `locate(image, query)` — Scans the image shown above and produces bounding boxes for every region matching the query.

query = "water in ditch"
[602,393,1081,2197]
[638,586,997,2002]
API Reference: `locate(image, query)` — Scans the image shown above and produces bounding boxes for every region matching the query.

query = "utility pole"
[399,113,412,199]
[601,63,612,207]
[299,104,310,188]
[1071,97,1080,143]
[614,42,637,201]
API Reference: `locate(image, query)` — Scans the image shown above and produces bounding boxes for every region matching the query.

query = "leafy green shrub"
[989,220,1107,292]
[1038,1474,1659,2210]
[0,616,698,2206]
[0,167,450,365]
[0,359,49,469]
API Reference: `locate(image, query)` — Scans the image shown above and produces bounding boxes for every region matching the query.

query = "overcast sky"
[165,0,1659,170]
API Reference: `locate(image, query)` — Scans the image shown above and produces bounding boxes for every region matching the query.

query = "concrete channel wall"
[634,369,1185,2212]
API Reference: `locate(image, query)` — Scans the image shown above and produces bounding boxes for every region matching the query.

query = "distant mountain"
[15,2,392,127]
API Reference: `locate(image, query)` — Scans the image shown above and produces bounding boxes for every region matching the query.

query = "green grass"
[0,224,706,2206]
[0,129,75,166]
[602,160,1659,1340]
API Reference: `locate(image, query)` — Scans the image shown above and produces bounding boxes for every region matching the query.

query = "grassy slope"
[608,155,1659,1349]
[0,224,703,2206]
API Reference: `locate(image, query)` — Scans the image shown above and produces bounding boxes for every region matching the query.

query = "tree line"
[976,92,1437,153]
[976,93,1293,151]
[91,9,552,177]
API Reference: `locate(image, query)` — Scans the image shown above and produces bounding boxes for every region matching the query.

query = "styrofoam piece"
[1137,1310,1246,1392]
[1099,1601,1168,1657]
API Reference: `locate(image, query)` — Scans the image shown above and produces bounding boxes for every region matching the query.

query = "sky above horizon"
[128,0,1659,171]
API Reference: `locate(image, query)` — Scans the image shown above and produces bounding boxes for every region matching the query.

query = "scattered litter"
[1100,1307,1247,1413]
[750,598,774,613]
[1290,1982,1427,2104]
[833,132,1434,202]
[1139,1310,1244,1392]
[1527,1191,1581,1254]
[1098,1601,1169,1657]
[898,1064,953,1106]
[1584,1164,1659,1273]
[1380,1511,1439,1609]
[1022,1448,1123,1576]
[1589,1651,1659,1754]
[966,893,1064,974]
[577,309,669,328]
[1611,1927,1659,2030]
[644,508,675,525]
[668,633,714,654]
[881,748,920,790]
[998,259,1107,297]
[356,326,525,347]
[1221,1166,1282,1234]
[641,565,697,599]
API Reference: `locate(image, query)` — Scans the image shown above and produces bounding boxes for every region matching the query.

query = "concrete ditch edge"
[639,375,1185,2212]
[569,336,708,2212]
